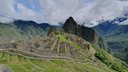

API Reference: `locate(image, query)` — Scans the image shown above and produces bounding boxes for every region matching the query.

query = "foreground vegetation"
[0,51,116,72]
[95,49,128,72]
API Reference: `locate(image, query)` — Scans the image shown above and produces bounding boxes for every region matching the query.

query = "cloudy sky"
[0,0,128,26]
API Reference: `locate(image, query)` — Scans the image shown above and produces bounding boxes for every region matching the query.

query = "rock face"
[63,17,78,34]
[0,64,12,72]
[63,17,98,43]
[79,26,98,43]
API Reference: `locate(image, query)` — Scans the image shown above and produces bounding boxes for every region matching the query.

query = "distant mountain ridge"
[0,20,51,43]
[14,20,51,31]
[95,17,128,64]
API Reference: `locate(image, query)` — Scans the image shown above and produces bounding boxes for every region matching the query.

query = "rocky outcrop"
[0,64,12,72]
[63,17,99,43]
[63,17,78,34]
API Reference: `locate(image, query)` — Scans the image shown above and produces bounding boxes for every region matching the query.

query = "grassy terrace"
[57,34,81,49]
[0,49,71,60]
[0,51,115,72]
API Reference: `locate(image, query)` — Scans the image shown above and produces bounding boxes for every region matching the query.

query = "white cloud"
[0,0,44,23]
[119,20,128,25]
[0,0,15,16]
[39,0,83,25]
[39,0,128,26]
[14,3,45,23]
[0,0,128,26]
[15,3,37,20]
[0,16,13,23]
[16,3,35,16]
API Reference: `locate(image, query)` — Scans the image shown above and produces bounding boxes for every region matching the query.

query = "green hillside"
[0,21,50,43]
[94,23,128,64]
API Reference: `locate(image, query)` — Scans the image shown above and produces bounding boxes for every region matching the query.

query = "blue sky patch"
[15,0,41,12]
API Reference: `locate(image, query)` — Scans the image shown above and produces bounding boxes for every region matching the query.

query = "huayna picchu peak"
[0,18,127,72]
[63,17,100,43]
[63,17,78,35]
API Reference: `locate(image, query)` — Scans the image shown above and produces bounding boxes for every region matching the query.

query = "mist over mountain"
[1,0,128,27]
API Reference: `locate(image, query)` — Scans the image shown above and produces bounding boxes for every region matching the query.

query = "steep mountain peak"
[66,16,76,23]
[63,17,78,34]
[67,16,74,20]
[63,17,99,43]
